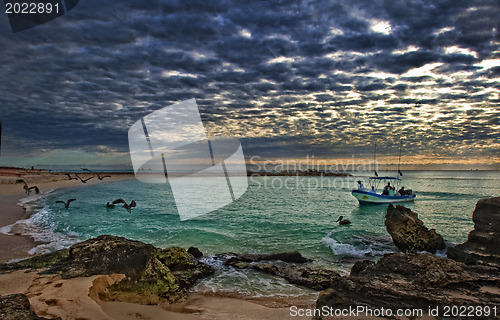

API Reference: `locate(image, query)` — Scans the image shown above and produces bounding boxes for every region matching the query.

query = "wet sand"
[0,168,134,263]
[0,193,39,263]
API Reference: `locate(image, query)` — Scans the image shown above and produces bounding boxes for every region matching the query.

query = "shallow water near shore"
[2,170,499,298]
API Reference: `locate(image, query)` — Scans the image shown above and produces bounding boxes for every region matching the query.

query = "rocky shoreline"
[315,197,500,319]
[1,197,499,319]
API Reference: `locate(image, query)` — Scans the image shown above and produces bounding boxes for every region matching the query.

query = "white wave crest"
[1,206,80,256]
[321,236,394,258]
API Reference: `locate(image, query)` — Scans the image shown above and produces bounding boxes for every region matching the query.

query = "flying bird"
[18,180,40,195]
[75,173,93,183]
[65,174,78,180]
[106,202,115,208]
[56,198,76,208]
[112,198,137,211]
[97,173,111,181]
[27,186,40,194]
[336,216,351,225]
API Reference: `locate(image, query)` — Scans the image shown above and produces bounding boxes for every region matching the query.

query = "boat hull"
[352,190,416,204]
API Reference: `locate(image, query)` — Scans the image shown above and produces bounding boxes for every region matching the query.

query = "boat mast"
[397,139,402,174]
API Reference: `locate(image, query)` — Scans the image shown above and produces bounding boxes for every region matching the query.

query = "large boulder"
[60,235,158,279]
[0,294,61,320]
[314,253,500,319]
[447,197,500,268]
[71,236,213,304]
[385,204,445,253]
[5,235,214,305]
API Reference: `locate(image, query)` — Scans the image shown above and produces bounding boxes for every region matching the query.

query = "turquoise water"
[3,170,499,298]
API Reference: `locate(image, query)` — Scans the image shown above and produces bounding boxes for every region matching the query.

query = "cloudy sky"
[0,0,499,170]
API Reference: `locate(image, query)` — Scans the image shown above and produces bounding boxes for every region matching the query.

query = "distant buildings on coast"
[247,169,352,177]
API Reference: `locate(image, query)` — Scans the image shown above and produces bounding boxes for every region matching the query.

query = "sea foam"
[1,190,81,256]
[321,235,394,258]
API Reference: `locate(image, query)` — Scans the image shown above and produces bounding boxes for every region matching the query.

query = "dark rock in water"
[349,259,375,276]
[228,261,249,269]
[187,246,203,259]
[314,252,500,319]
[264,251,312,263]
[447,197,500,268]
[0,293,61,320]
[224,251,312,268]
[385,204,445,253]
[253,263,341,290]
[222,251,332,290]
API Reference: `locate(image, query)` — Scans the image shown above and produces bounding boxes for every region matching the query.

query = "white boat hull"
[352,190,416,204]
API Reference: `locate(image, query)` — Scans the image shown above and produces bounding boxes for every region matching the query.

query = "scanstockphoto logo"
[128,99,248,221]
[3,0,79,33]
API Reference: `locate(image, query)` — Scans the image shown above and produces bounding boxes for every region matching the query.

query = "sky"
[0,0,499,170]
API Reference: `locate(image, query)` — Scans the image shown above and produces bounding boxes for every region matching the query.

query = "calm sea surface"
[3,170,499,298]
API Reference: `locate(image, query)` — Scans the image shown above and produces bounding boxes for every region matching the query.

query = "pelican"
[75,173,93,183]
[97,173,111,181]
[106,202,115,208]
[112,198,136,210]
[65,174,78,180]
[19,180,40,195]
[336,216,351,225]
[56,198,76,208]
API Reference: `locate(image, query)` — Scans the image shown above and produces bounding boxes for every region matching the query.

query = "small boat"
[352,176,416,204]
[352,140,416,204]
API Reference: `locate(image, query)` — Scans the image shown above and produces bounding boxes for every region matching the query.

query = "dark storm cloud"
[0,0,498,166]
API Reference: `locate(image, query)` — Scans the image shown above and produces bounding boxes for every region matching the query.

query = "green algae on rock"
[2,235,214,304]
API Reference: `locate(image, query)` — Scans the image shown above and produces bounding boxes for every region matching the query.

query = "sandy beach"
[0,168,134,263]
[0,168,313,320]
[0,270,311,320]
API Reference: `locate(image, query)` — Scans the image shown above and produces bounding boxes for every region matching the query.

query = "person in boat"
[369,186,377,194]
[382,182,390,196]
[357,180,365,190]
[388,186,395,196]
[398,186,406,196]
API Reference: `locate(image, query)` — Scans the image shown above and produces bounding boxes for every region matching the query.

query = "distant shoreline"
[248,170,352,177]
[2,166,498,174]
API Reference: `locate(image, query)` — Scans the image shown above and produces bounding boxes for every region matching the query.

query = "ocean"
[2,170,499,299]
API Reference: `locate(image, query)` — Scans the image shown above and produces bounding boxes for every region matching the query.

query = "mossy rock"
[157,247,214,289]
[157,247,197,271]
[1,236,214,305]
[0,249,69,273]
[102,256,183,304]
